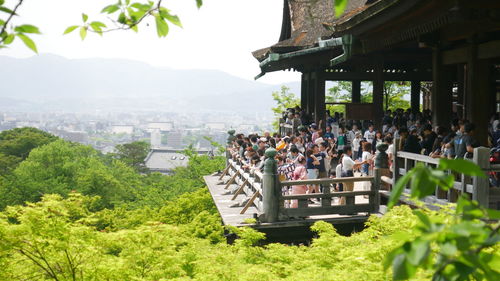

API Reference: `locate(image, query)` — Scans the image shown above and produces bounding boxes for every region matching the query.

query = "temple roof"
[252,0,370,62]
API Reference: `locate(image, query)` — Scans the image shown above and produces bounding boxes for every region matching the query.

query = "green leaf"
[3,33,14,45]
[16,33,37,53]
[130,24,138,32]
[0,0,5,5]
[334,0,348,17]
[160,9,182,28]
[118,12,127,24]
[14,24,41,34]
[63,25,79,35]
[406,239,430,266]
[439,158,486,177]
[0,6,15,15]
[79,26,87,40]
[414,210,432,230]
[101,4,120,14]
[82,13,88,23]
[410,165,436,199]
[155,15,169,37]
[388,171,411,209]
[441,242,458,256]
[392,254,416,280]
[196,0,203,9]
[89,21,107,34]
[125,0,130,5]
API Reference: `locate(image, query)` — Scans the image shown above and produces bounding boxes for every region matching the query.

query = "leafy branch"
[385,158,500,280]
[0,0,41,53]
[0,0,203,52]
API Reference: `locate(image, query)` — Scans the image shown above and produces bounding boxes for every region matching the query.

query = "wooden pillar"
[466,44,492,145]
[411,81,421,114]
[307,72,316,117]
[373,62,384,130]
[300,73,308,110]
[314,71,326,126]
[472,147,490,208]
[352,80,361,103]
[457,64,465,119]
[262,149,279,222]
[432,49,453,128]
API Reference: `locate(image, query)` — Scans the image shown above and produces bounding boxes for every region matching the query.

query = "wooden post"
[373,60,384,130]
[262,148,279,222]
[392,138,400,184]
[352,80,361,103]
[307,72,316,117]
[314,71,326,125]
[472,147,490,208]
[466,43,492,146]
[373,168,381,213]
[431,49,453,128]
[301,73,308,111]
[411,81,421,114]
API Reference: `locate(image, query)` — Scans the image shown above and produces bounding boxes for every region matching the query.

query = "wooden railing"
[222,146,382,222]
[279,172,380,217]
[278,118,300,136]
[389,139,500,209]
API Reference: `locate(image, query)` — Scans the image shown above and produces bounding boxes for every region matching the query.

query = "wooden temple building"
[252,0,500,145]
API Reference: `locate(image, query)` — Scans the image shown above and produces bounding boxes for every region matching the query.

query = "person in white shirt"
[339,146,360,205]
[363,124,376,143]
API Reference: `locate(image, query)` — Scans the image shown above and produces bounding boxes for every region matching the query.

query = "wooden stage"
[204,173,378,241]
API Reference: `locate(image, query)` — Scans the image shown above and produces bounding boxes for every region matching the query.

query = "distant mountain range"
[0,54,300,113]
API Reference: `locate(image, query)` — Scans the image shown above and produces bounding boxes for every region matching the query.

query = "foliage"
[271,85,300,131]
[0,127,58,174]
[0,135,224,211]
[1,189,444,280]
[0,0,203,52]
[109,141,150,173]
[326,81,410,115]
[386,158,500,280]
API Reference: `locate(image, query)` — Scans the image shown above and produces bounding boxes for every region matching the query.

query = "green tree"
[111,141,150,173]
[271,85,300,131]
[0,127,58,174]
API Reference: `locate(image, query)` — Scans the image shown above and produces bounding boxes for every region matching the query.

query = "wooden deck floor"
[204,173,375,231]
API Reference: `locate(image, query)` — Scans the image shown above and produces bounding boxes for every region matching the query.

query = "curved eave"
[255,39,344,79]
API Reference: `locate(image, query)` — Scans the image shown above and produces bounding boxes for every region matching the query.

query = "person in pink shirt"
[290,156,307,208]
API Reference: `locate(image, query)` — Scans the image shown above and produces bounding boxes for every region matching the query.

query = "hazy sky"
[2,0,300,84]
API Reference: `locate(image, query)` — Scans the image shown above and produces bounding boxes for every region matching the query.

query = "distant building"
[150,129,162,148]
[147,122,174,132]
[205,122,226,131]
[111,125,134,134]
[166,131,183,148]
[144,149,211,174]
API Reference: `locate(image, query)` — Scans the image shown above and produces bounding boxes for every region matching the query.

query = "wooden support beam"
[352,80,361,103]
[231,178,248,200]
[323,71,432,81]
[300,73,308,110]
[240,191,260,215]
[307,72,316,116]
[466,43,493,146]
[373,60,384,130]
[314,71,326,125]
[432,49,453,128]
[224,171,239,189]
[218,165,230,181]
[411,81,421,113]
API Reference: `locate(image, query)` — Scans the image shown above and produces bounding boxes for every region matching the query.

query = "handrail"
[396,151,439,165]
[280,176,375,186]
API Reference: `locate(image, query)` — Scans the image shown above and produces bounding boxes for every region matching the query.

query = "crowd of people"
[228,106,498,208]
